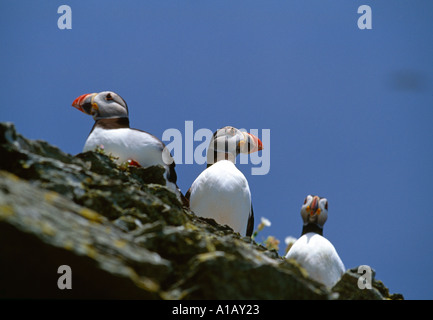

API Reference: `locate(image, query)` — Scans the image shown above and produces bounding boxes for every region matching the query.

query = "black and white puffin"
[72,91,184,202]
[186,126,263,237]
[285,195,345,288]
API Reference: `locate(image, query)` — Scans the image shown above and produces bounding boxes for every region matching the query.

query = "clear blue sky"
[1,1,432,300]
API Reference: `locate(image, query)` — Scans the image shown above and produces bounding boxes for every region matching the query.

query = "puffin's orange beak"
[247,133,263,153]
[309,196,320,215]
[72,93,97,114]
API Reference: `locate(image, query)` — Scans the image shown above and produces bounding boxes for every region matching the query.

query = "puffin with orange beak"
[186,126,263,237]
[285,195,345,288]
[72,91,184,202]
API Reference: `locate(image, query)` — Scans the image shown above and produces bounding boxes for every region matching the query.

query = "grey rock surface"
[0,122,403,299]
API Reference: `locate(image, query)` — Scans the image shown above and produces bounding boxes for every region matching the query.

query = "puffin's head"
[207,126,263,165]
[300,195,328,228]
[72,91,128,120]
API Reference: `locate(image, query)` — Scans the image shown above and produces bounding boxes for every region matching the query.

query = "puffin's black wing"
[185,187,191,201]
[130,128,191,207]
[184,187,192,208]
[166,160,177,185]
[131,128,178,183]
[246,204,254,237]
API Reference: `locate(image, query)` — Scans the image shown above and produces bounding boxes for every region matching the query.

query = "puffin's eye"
[303,197,308,205]
[106,93,113,101]
[324,201,328,210]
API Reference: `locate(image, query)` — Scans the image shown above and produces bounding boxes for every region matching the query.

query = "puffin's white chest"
[285,233,345,288]
[189,160,252,236]
[84,127,165,167]
[83,126,180,197]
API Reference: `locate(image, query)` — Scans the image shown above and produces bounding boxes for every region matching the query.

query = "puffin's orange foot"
[127,159,141,167]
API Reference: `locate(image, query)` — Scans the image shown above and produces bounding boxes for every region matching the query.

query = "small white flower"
[284,236,297,256]
[260,217,271,227]
[284,236,297,245]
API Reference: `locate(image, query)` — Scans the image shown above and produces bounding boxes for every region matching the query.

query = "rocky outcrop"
[0,122,403,299]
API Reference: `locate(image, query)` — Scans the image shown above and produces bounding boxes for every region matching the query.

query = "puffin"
[285,195,345,288]
[72,91,184,202]
[186,126,263,237]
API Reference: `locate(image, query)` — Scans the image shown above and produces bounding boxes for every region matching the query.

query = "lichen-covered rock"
[0,122,403,299]
[332,267,404,300]
[0,171,169,299]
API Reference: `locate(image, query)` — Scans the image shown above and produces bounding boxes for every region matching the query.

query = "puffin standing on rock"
[72,91,184,202]
[186,126,263,237]
[285,195,345,288]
